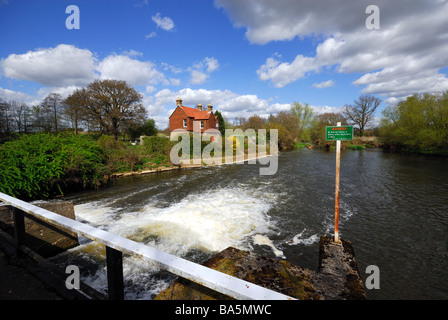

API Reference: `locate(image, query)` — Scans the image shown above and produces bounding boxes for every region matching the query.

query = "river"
[52,148,448,300]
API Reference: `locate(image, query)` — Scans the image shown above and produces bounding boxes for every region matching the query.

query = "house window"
[201,121,204,129]
[183,119,187,128]
[216,122,219,128]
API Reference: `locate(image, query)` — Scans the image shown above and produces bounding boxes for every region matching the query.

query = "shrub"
[0,133,108,200]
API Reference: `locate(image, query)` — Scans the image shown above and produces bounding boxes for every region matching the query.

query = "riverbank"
[111,150,280,178]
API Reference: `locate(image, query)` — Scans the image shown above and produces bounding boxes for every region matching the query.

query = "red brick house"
[169,97,219,133]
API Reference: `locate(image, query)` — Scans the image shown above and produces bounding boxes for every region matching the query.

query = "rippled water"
[54,149,448,300]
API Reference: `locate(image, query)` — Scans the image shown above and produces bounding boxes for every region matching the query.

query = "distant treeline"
[0,79,157,143]
[379,91,448,155]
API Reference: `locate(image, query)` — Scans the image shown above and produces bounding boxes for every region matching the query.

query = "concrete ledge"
[0,201,79,258]
[155,236,367,300]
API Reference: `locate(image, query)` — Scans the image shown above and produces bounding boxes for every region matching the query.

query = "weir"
[0,192,294,300]
[0,191,366,300]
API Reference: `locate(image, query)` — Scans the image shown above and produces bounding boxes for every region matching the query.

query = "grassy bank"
[0,132,276,200]
[294,136,383,151]
[0,133,175,201]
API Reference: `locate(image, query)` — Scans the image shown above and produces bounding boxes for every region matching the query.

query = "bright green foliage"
[0,133,108,200]
[379,91,448,154]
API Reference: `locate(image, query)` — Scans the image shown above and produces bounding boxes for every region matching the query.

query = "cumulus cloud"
[152,13,175,31]
[1,44,97,87]
[145,88,292,129]
[217,0,448,102]
[96,54,167,86]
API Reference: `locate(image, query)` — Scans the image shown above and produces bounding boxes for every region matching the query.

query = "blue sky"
[1,0,447,129]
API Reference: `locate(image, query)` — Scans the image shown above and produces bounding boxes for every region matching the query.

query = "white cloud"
[257,56,318,88]
[145,32,157,39]
[0,87,33,102]
[152,13,175,31]
[189,57,219,85]
[190,70,209,85]
[1,44,97,87]
[313,80,335,89]
[145,88,294,129]
[96,54,167,86]
[218,0,448,103]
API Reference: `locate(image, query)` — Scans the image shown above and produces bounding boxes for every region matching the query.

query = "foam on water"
[110,187,275,256]
[252,234,286,258]
[290,229,319,246]
[67,186,276,299]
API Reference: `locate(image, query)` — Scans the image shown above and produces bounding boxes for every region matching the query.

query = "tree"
[125,118,158,140]
[41,93,64,132]
[291,102,314,141]
[214,110,226,135]
[310,112,348,142]
[243,114,266,131]
[379,91,448,152]
[81,80,145,139]
[265,111,299,149]
[344,94,381,136]
[64,88,88,135]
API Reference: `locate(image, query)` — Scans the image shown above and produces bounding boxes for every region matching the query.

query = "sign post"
[326,123,353,244]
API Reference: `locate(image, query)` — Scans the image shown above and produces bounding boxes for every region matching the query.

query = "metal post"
[334,122,342,244]
[13,207,26,256]
[106,246,124,300]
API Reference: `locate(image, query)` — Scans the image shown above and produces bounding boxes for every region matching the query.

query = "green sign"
[326,126,354,141]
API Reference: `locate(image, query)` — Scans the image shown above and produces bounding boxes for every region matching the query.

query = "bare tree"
[64,88,88,135]
[344,94,381,136]
[41,93,64,132]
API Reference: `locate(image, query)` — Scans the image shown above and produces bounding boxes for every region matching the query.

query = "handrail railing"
[0,192,295,300]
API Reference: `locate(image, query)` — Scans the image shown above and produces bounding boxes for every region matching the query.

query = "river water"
[53,148,448,300]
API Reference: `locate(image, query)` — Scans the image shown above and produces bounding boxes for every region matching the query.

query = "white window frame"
[183,119,187,128]
[201,121,204,129]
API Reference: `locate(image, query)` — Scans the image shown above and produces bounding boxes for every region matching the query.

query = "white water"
[59,186,281,299]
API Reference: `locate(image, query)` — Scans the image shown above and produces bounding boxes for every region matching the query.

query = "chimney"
[208,104,213,112]
[176,97,182,107]
[197,104,202,111]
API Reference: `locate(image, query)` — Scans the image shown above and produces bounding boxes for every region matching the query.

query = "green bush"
[0,133,108,200]
[142,136,171,155]
[96,135,142,173]
[348,145,367,150]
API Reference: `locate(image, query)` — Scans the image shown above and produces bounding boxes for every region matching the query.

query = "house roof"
[180,106,213,120]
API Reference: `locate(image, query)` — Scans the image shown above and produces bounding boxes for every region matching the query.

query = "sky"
[1,0,447,129]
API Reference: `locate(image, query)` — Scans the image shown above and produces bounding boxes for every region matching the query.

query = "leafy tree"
[79,80,146,139]
[310,112,348,142]
[291,102,314,141]
[243,114,266,131]
[344,94,381,136]
[125,118,158,140]
[379,91,448,153]
[214,110,226,135]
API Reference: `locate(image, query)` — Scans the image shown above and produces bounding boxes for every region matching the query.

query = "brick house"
[169,97,219,133]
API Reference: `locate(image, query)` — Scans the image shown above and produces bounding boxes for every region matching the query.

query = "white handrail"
[0,192,295,300]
